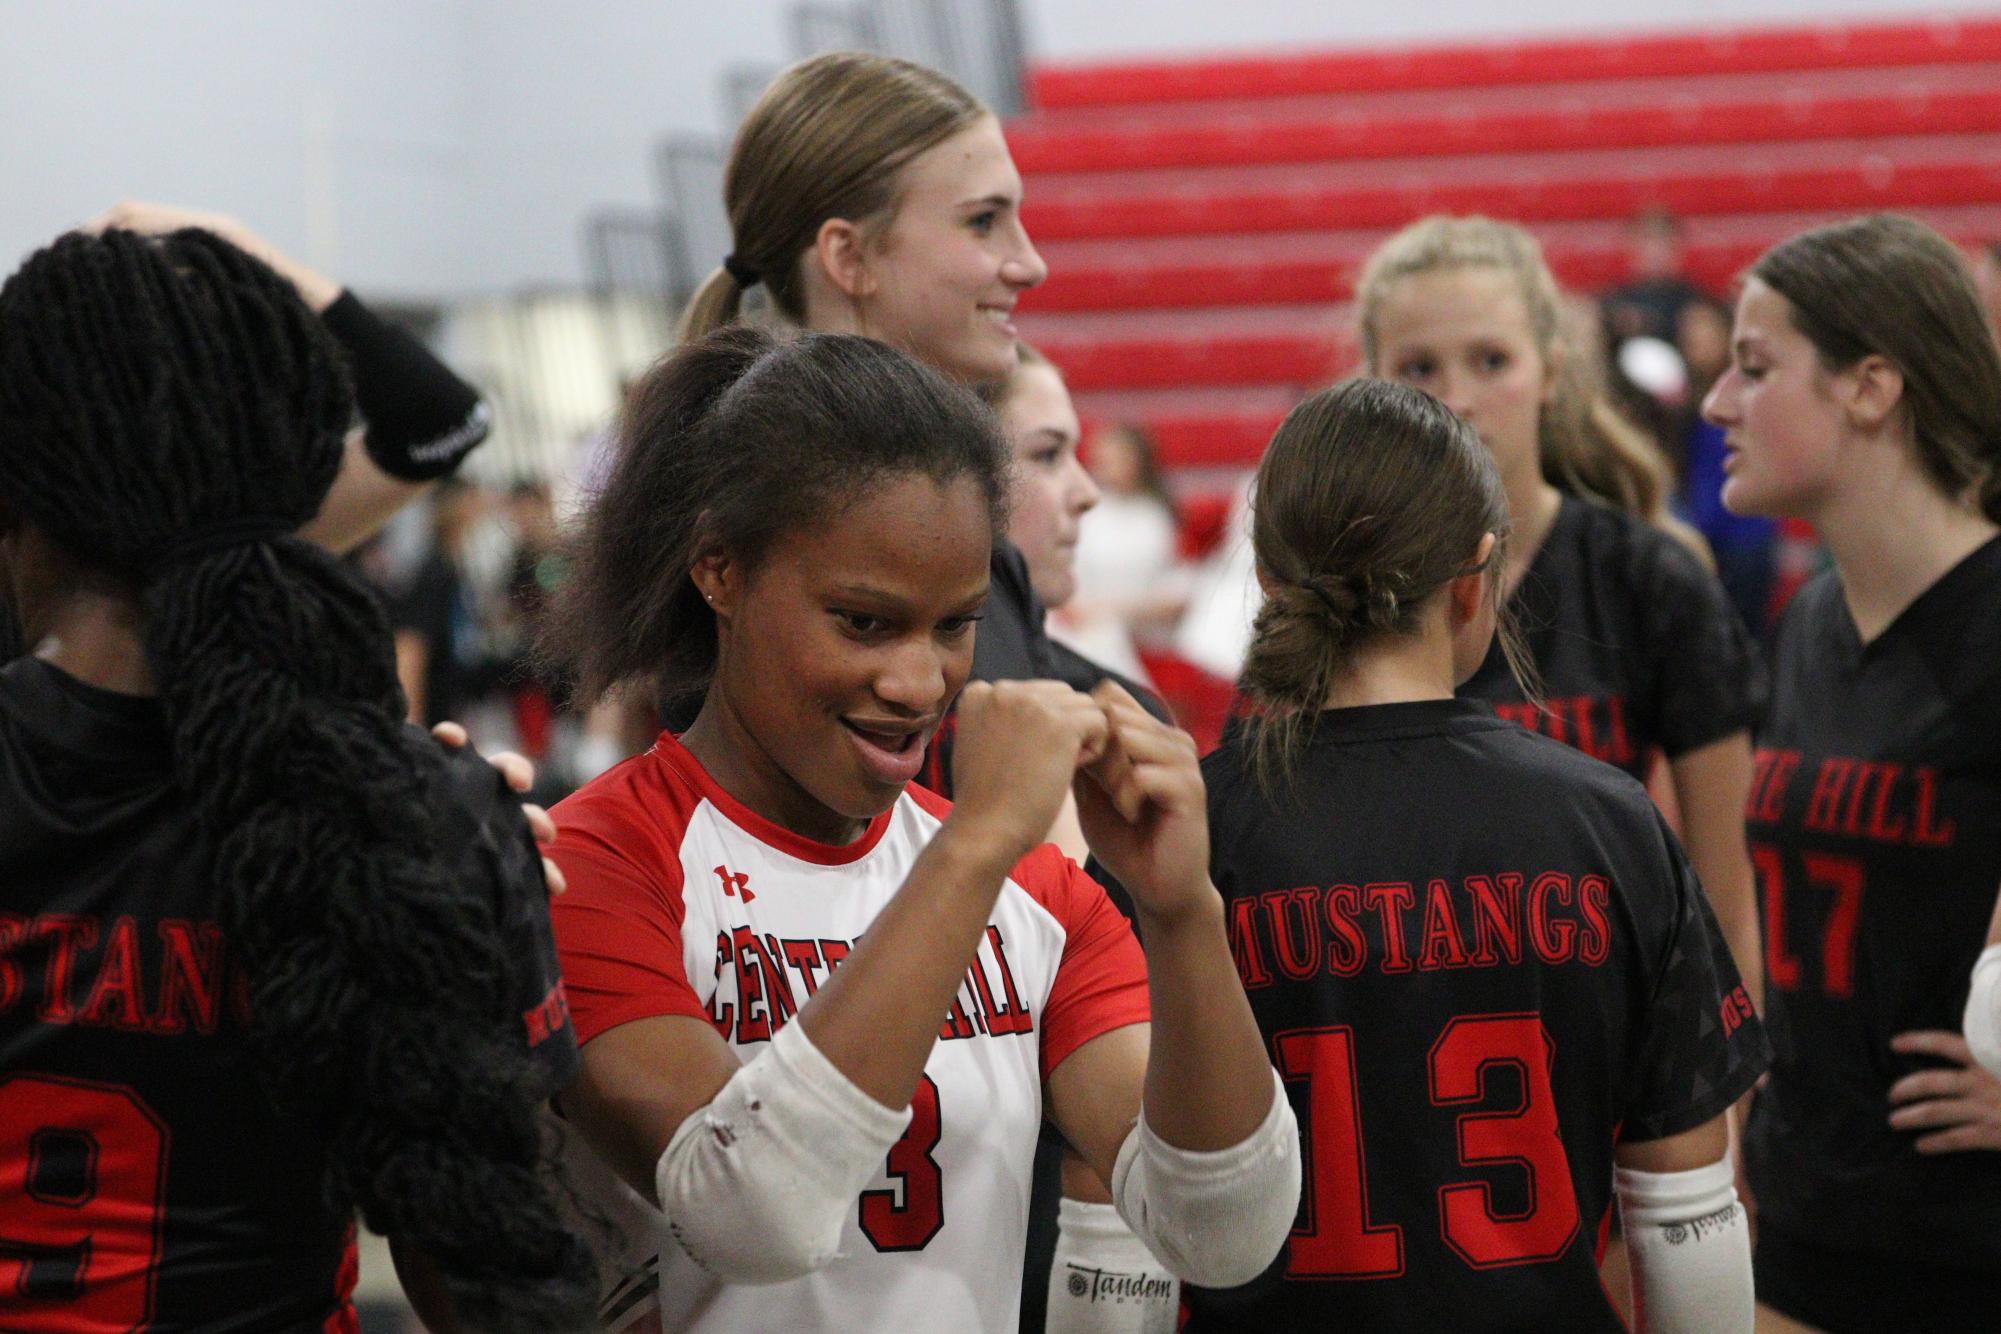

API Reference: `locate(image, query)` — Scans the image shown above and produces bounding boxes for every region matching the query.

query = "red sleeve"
[548,808,703,1047]
[1015,844,1152,1081]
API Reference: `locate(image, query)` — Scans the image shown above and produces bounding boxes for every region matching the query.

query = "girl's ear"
[1839,353,1906,433]
[690,549,740,619]
[813,217,875,301]
[1447,532,1499,630]
[1540,334,1567,406]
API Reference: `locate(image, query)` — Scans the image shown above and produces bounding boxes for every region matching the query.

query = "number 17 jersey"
[1185,699,1768,1332]
[1743,537,2001,1271]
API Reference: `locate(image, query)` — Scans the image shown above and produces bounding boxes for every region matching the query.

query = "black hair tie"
[158,518,292,567]
[722,254,761,289]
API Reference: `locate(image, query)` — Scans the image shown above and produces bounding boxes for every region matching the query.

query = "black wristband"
[321,290,490,481]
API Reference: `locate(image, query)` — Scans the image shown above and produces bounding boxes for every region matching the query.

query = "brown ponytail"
[1242,378,1532,792]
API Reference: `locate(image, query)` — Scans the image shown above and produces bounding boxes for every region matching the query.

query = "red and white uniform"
[550,733,1150,1333]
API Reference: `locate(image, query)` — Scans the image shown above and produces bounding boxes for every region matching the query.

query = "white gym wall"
[0,0,1973,296]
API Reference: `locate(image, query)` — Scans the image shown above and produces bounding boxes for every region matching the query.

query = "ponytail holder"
[158,518,292,567]
[722,254,761,289]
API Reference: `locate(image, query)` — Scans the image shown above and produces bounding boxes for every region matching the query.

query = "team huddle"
[4,45,2001,1334]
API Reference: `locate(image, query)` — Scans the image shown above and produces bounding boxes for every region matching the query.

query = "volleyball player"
[1701,214,2001,1332]
[668,52,1058,730]
[540,326,1298,1333]
[0,228,592,1330]
[1355,217,1767,1011]
[1157,376,1765,1331]
[670,58,1154,1331]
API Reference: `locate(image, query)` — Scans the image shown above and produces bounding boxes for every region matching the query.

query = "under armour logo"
[714,865,755,904]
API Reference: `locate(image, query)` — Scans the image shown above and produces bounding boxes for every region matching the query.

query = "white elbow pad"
[1047,1198,1179,1334]
[1965,944,2001,1078]
[1110,1066,1300,1289]
[654,1019,911,1285]
[1616,1157,1753,1334]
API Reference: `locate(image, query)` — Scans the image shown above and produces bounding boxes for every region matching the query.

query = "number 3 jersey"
[1181,699,1768,1333]
[0,657,577,1332]
[1743,536,2001,1270]
[546,732,1151,1334]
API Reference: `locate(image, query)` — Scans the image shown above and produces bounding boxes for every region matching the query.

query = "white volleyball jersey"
[549,733,1151,1334]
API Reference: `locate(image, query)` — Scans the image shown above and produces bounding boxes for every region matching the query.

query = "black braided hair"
[0,229,594,1330]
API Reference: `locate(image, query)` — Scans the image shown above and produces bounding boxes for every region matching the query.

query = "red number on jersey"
[1752,842,1867,999]
[1429,1014,1580,1267]
[0,1074,169,1332]
[860,1074,943,1252]
[1279,1013,1581,1278]
[1274,1027,1403,1277]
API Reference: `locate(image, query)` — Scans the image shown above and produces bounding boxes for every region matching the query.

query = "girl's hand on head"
[83,201,343,313]
[1073,680,1214,926]
[945,680,1108,870]
[1888,1030,2001,1152]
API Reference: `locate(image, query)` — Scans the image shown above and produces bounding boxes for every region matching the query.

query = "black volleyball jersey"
[1461,495,1766,780]
[919,540,1167,796]
[1180,699,1767,1333]
[1743,535,2001,1270]
[0,658,576,1332]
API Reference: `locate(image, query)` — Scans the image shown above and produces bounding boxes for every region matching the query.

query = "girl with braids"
[1161,376,1766,1333]
[541,326,1297,1333]
[1702,215,2001,1332]
[0,199,495,663]
[1354,215,1768,1021]
[0,228,594,1331]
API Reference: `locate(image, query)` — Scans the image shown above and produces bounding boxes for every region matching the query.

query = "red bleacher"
[1011,17,2001,473]
[1014,18,2001,741]
[1010,65,2001,175]
[1028,16,2001,108]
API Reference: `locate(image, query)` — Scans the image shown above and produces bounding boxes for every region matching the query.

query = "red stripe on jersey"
[548,745,708,1047]
[990,840,1151,1080]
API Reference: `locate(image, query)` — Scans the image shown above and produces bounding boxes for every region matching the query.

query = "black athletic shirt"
[920,539,1168,797]
[1171,699,1768,1332]
[0,658,576,1332]
[1743,535,2001,1272]
[1461,495,1766,779]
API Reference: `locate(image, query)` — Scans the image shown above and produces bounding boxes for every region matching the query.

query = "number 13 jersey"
[548,732,1150,1333]
[1743,535,2001,1270]
[1185,699,1768,1332]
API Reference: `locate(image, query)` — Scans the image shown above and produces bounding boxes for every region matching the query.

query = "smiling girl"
[542,328,1297,1333]
[1702,214,2001,1333]
[664,52,1067,739]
